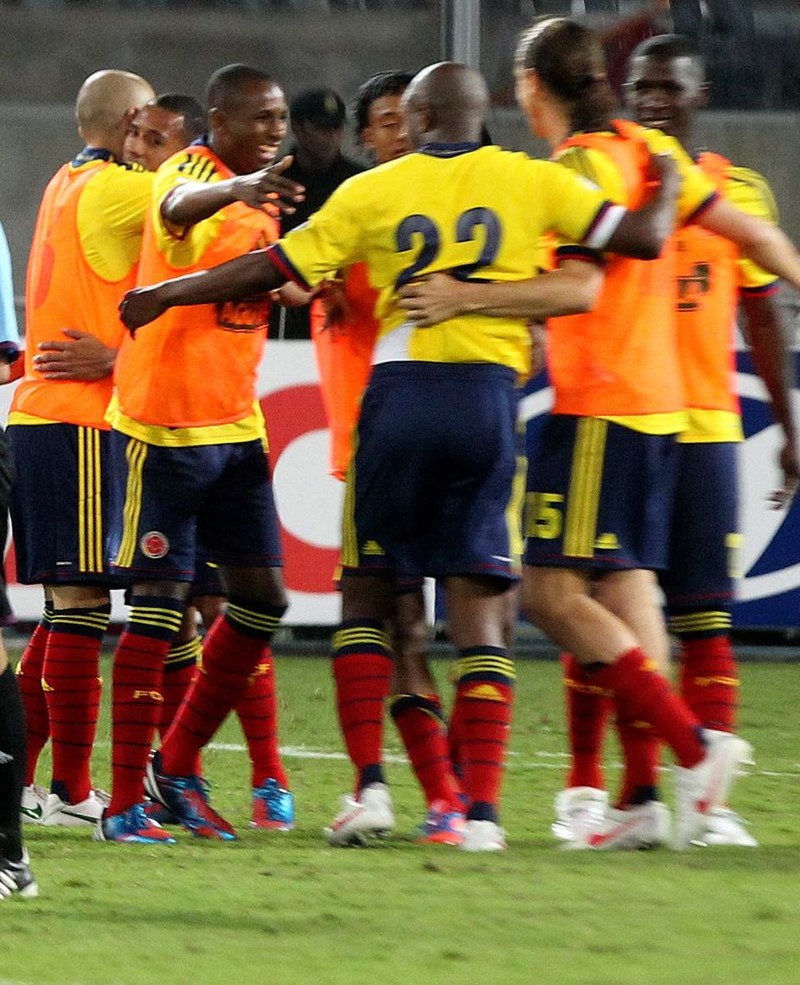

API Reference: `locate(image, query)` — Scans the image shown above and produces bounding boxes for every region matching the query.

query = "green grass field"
[4,653,800,985]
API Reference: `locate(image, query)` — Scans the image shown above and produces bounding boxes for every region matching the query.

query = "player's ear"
[696,81,710,110]
[208,106,225,130]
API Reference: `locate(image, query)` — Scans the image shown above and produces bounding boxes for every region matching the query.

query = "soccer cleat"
[323,783,394,846]
[146,751,236,841]
[0,850,39,900]
[673,729,754,850]
[40,789,108,827]
[20,784,48,824]
[416,800,467,846]
[250,778,295,831]
[142,799,179,826]
[460,819,507,852]
[693,806,758,848]
[94,803,176,845]
[568,801,671,851]
[551,786,609,843]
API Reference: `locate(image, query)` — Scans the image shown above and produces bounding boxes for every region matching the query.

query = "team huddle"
[1,16,798,898]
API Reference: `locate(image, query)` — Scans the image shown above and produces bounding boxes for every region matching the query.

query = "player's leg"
[662,441,754,846]
[7,423,114,828]
[524,418,750,849]
[98,433,203,844]
[150,439,287,839]
[15,590,52,818]
[0,639,38,900]
[388,585,465,845]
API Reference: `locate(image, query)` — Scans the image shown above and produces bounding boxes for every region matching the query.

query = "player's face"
[625,55,705,142]
[361,93,410,165]
[214,81,289,175]
[123,105,190,171]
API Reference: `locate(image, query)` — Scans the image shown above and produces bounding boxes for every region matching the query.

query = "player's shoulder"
[721,162,778,221]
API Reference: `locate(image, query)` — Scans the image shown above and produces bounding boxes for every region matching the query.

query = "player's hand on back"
[232,156,305,214]
[769,438,800,509]
[398,273,463,327]
[119,286,169,336]
[34,329,116,381]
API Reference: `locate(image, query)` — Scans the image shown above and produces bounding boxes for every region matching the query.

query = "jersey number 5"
[394,207,502,289]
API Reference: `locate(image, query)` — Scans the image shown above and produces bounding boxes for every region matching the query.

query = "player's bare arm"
[699,199,800,292]
[740,291,800,508]
[33,328,116,381]
[398,260,604,326]
[161,156,305,227]
[119,249,285,332]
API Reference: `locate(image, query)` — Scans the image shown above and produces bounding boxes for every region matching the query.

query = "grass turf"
[3,655,800,985]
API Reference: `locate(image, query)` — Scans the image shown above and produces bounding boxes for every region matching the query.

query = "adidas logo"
[462,684,505,702]
[362,540,385,556]
[594,532,620,550]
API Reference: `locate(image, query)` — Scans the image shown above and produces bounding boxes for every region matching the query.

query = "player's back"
[13,156,152,428]
[276,143,610,379]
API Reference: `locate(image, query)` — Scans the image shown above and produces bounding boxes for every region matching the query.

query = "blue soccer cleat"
[250,778,295,831]
[146,751,236,841]
[94,803,176,845]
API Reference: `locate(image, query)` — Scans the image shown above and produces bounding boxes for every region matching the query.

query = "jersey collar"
[71,146,115,167]
[418,141,481,158]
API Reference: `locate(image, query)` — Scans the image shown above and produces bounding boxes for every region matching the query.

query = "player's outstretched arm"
[700,199,800,293]
[119,249,286,333]
[398,261,604,326]
[740,291,799,508]
[161,156,305,227]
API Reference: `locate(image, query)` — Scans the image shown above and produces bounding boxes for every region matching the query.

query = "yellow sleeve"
[534,157,617,249]
[273,176,367,289]
[641,128,717,223]
[77,165,153,282]
[723,166,780,290]
[151,150,226,268]
[553,146,628,204]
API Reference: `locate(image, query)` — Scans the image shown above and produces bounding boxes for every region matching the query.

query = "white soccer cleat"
[0,849,38,901]
[20,784,48,824]
[460,819,507,853]
[40,789,108,827]
[551,786,609,843]
[568,800,671,851]
[323,783,395,846]
[693,806,758,848]
[673,729,754,850]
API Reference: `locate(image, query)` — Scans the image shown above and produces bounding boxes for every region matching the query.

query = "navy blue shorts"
[110,433,283,582]
[660,440,739,606]
[341,362,520,582]
[7,422,125,586]
[523,415,677,571]
[190,552,227,599]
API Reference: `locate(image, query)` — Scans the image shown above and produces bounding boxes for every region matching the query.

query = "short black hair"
[630,33,704,70]
[353,70,415,135]
[154,93,207,142]
[206,64,275,112]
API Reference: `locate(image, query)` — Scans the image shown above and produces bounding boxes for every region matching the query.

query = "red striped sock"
[160,636,201,776]
[161,600,285,777]
[108,598,183,815]
[16,609,52,784]
[452,647,514,822]
[390,693,462,811]
[591,648,704,768]
[615,720,661,807]
[562,653,611,790]
[679,635,739,733]
[44,605,109,803]
[236,649,288,789]
[332,620,393,792]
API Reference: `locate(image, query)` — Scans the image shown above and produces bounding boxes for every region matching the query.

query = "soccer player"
[119,60,683,851]
[9,69,156,831]
[0,217,36,900]
[97,63,305,844]
[624,33,798,846]
[312,70,466,846]
[123,93,207,173]
[397,21,800,850]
